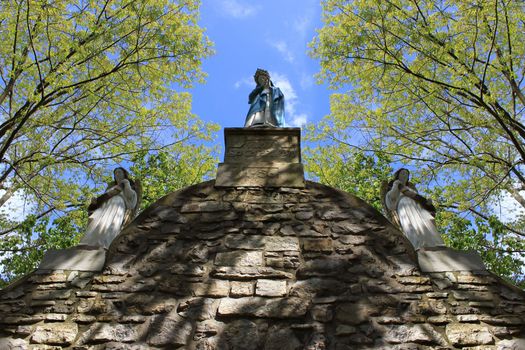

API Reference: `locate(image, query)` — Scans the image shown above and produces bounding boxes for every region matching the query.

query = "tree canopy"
[310,0,525,286]
[0,0,216,285]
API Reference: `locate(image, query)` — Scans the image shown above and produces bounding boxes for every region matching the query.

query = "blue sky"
[189,0,331,132]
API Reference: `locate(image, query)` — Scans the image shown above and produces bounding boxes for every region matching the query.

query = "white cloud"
[268,40,295,63]
[289,113,308,127]
[270,72,308,127]
[300,73,314,89]
[233,76,253,89]
[490,190,525,223]
[217,0,260,18]
[293,14,313,37]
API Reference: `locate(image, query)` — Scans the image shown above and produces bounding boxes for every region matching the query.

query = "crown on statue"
[254,68,270,83]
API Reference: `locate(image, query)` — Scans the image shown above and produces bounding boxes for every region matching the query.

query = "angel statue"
[381,168,445,250]
[244,68,285,127]
[79,167,141,249]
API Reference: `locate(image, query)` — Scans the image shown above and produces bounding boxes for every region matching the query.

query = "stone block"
[302,238,333,252]
[384,324,445,344]
[212,266,294,280]
[223,127,301,163]
[38,247,106,272]
[216,163,305,188]
[497,339,525,350]
[0,338,28,349]
[194,280,230,297]
[417,247,486,272]
[31,323,78,345]
[85,323,138,343]
[214,251,263,266]
[217,297,309,318]
[32,290,71,300]
[215,128,305,188]
[230,281,254,297]
[446,323,493,346]
[256,279,287,297]
[177,298,219,320]
[265,236,300,251]
[224,235,299,251]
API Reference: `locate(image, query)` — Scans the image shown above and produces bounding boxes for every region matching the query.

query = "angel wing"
[122,178,142,227]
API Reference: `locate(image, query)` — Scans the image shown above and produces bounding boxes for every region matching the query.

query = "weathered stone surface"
[311,304,333,322]
[264,326,302,350]
[255,279,287,297]
[289,278,346,299]
[30,273,68,283]
[105,342,150,350]
[177,298,219,321]
[83,323,138,343]
[335,301,380,325]
[453,290,494,301]
[297,258,353,278]
[224,235,299,251]
[194,280,230,297]
[216,163,305,188]
[338,235,368,245]
[216,128,305,188]
[170,263,206,277]
[194,319,224,339]
[212,266,294,280]
[497,338,525,350]
[0,338,28,350]
[31,323,78,345]
[335,325,357,336]
[147,315,193,346]
[319,209,353,220]
[446,323,494,346]
[215,251,263,266]
[32,290,71,300]
[384,324,444,344]
[180,201,232,213]
[1,166,525,350]
[219,319,261,350]
[218,297,310,318]
[302,238,333,252]
[230,281,254,297]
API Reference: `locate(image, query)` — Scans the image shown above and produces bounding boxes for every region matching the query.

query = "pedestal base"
[417,247,486,272]
[38,246,106,272]
[215,127,305,188]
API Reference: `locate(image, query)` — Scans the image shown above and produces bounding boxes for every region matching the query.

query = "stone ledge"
[418,247,486,272]
[38,247,106,272]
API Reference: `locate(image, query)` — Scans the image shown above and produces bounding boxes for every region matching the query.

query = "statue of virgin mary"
[244,68,285,127]
[383,168,445,250]
[79,167,141,249]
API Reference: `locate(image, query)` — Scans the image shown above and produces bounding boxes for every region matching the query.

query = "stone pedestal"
[417,247,486,272]
[215,127,305,188]
[38,246,106,272]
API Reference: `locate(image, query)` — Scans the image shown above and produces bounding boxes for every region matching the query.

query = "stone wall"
[1,181,524,349]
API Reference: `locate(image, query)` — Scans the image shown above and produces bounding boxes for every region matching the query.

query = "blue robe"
[245,85,285,127]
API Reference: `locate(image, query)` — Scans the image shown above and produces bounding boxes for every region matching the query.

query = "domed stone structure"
[1,128,524,349]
